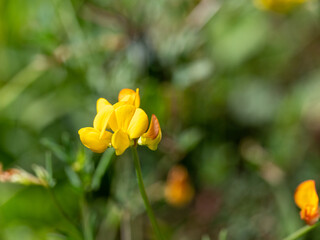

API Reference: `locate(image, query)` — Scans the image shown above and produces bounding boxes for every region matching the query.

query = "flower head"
[110,105,148,155]
[79,88,161,155]
[294,180,320,225]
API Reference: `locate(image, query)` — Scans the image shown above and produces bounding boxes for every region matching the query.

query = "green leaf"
[65,166,82,188]
[41,138,69,163]
[90,148,115,191]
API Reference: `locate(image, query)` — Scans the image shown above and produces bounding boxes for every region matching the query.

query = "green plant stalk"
[47,188,82,237]
[81,196,94,240]
[283,222,320,240]
[131,146,164,240]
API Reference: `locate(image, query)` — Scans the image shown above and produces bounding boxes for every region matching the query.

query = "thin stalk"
[283,223,320,240]
[81,196,94,240]
[131,147,164,240]
[47,188,81,234]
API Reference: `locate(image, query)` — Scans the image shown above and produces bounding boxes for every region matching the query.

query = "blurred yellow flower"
[165,165,194,207]
[254,0,307,12]
[79,88,161,155]
[294,180,320,225]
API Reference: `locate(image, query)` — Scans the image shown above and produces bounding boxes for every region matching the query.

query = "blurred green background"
[1,0,320,239]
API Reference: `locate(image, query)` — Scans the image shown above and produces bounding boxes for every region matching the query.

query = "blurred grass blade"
[51,0,91,66]
[91,148,115,191]
[45,151,56,187]
[185,0,221,30]
[45,151,53,177]
[65,166,82,188]
[0,55,53,111]
[282,223,319,240]
[41,138,69,162]
[201,235,210,240]
[218,229,227,240]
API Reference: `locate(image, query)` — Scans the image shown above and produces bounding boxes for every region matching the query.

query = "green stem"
[131,146,164,240]
[81,195,94,240]
[47,188,82,235]
[283,223,320,240]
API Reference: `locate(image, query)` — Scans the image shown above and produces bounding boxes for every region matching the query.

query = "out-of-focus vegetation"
[1,0,320,239]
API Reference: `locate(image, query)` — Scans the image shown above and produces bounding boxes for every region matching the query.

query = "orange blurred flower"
[294,180,320,225]
[164,165,194,207]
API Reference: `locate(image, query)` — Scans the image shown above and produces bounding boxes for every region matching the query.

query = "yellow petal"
[295,180,319,210]
[127,108,148,139]
[106,110,118,133]
[111,129,130,155]
[113,101,127,109]
[78,127,112,153]
[114,105,136,132]
[134,88,140,108]
[93,105,114,132]
[300,206,320,225]
[138,114,161,150]
[118,88,140,107]
[96,98,111,113]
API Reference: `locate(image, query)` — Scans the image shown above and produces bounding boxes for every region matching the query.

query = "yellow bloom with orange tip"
[294,180,320,225]
[254,0,307,13]
[93,89,152,155]
[79,88,141,154]
[138,114,162,151]
[164,165,194,207]
[79,88,161,155]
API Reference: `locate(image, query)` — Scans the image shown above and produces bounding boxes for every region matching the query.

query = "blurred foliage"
[1,0,320,239]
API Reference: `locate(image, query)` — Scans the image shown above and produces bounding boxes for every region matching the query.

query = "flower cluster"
[79,88,162,155]
[294,180,320,225]
[254,0,307,12]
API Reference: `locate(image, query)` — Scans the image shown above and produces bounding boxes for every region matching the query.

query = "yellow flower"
[164,165,194,207]
[254,0,307,12]
[138,114,162,151]
[78,127,112,153]
[79,88,161,155]
[93,88,141,137]
[109,104,149,155]
[294,180,320,225]
[78,88,140,153]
